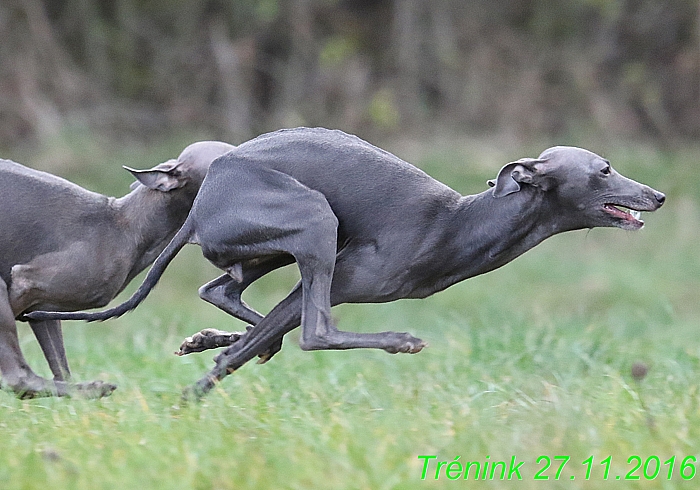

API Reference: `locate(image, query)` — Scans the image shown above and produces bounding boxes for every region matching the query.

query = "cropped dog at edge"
[0,141,233,398]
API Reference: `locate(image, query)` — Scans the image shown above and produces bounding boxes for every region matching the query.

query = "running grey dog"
[29,128,665,399]
[2,140,234,398]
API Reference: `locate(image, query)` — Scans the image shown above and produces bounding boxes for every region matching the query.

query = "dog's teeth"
[630,210,642,221]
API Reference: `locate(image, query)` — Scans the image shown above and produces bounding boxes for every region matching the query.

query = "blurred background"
[2,0,700,159]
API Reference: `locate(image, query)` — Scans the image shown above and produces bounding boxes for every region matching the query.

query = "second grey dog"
[29,128,665,398]
[2,140,233,398]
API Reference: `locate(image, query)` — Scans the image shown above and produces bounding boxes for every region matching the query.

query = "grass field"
[1,136,698,489]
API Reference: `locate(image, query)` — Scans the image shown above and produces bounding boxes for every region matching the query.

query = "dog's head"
[126,141,235,193]
[489,146,665,230]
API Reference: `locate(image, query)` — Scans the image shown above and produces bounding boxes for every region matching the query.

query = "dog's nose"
[654,191,666,206]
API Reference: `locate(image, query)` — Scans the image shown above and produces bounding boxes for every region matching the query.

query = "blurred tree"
[1,0,699,154]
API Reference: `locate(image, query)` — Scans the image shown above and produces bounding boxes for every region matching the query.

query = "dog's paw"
[383,334,427,354]
[72,380,117,399]
[176,328,243,356]
[6,379,117,399]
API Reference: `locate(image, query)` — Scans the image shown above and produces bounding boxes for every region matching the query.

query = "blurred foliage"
[1,0,700,156]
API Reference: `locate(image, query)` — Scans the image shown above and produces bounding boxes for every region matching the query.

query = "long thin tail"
[26,221,193,322]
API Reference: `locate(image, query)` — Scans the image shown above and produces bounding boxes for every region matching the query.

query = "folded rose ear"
[124,159,187,192]
[488,157,549,198]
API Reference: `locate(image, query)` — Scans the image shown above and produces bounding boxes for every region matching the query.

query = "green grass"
[2,137,700,489]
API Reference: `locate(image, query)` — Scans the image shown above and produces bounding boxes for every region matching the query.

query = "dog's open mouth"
[603,204,644,229]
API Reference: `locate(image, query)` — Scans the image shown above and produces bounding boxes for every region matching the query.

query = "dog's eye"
[601,165,611,176]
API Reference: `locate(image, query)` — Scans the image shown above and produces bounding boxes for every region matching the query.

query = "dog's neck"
[399,187,575,300]
[449,187,574,278]
[112,186,196,285]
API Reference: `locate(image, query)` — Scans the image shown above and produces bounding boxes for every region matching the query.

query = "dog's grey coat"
[29,128,665,398]
[1,141,233,397]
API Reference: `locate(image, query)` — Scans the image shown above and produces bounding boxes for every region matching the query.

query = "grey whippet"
[29,128,665,399]
[2,140,234,398]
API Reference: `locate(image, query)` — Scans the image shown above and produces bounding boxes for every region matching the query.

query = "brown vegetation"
[1,0,699,149]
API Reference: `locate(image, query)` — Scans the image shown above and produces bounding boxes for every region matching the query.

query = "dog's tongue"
[605,204,642,222]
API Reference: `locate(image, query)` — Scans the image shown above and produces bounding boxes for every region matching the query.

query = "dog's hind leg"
[185,285,304,399]
[198,255,294,323]
[179,255,295,358]
[181,165,337,397]
[0,279,54,397]
[1,281,114,398]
